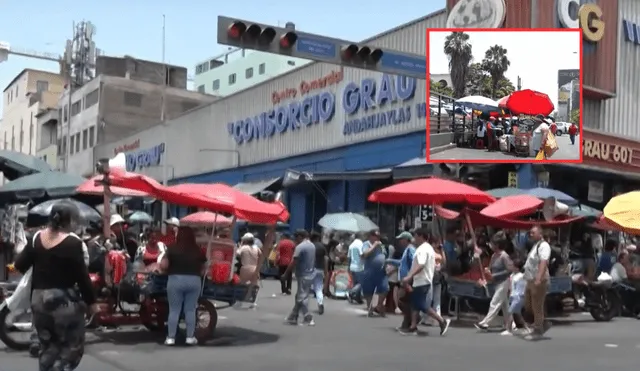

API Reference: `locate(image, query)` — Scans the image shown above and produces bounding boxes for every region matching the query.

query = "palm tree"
[481,45,510,99]
[444,32,473,98]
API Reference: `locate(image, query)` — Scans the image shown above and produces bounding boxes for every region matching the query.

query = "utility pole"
[64,22,75,173]
[160,14,168,232]
[517,76,522,91]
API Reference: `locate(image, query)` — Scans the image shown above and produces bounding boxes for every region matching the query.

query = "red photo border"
[425,28,583,164]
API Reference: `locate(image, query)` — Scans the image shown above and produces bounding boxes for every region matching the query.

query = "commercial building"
[1,68,65,181]
[193,48,309,96]
[57,56,218,176]
[95,0,639,234]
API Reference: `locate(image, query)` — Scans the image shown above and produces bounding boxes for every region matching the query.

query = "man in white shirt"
[522,226,551,339]
[400,228,450,336]
[347,233,365,304]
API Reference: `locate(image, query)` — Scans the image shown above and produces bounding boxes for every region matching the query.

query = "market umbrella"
[368,178,495,206]
[76,175,150,197]
[180,211,233,227]
[29,198,101,223]
[317,212,379,233]
[505,89,554,116]
[456,96,499,111]
[480,195,543,219]
[486,187,527,198]
[0,171,85,203]
[0,150,52,180]
[570,204,602,219]
[602,191,640,234]
[127,211,153,224]
[524,187,578,206]
[497,95,510,108]
[95,203,117,215]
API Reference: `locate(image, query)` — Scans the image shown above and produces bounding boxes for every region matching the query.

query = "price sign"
[507,172,518,188]
[419,205,433,222]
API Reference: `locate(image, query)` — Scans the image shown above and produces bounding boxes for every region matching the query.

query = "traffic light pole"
[217,16,427,80]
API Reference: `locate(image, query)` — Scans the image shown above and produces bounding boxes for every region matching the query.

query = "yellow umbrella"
[602,191,640,234]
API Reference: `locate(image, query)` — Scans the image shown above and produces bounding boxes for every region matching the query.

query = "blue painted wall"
[171,131,427,230]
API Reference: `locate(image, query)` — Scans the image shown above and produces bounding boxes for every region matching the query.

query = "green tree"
[465,63,515,99]
[430,79,454,97]
[481,45,510,99]
[570,109,580,125]
[444,32,473,99]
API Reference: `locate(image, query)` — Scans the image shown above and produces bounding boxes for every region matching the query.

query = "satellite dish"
[542,197,569,221]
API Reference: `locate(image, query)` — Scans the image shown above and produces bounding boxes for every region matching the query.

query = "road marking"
[604,344,618,348]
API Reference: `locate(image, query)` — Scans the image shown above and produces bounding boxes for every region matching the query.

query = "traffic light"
[279,32,298,50]
[222,19,297,51]
[341,44,383,65]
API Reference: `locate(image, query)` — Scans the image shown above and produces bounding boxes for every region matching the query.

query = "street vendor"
[530,116,550,157]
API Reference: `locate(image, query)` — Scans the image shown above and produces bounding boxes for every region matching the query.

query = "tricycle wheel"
[140,299,167,332]
[192,298,217,343]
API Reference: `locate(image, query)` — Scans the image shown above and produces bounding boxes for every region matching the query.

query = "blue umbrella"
[127,211,153,224]
[29,199,101,223]
[525,187,578,205]
[318,212,379,233]
[487,187,527,198]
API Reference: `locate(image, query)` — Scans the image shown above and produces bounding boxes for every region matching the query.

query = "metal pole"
[160,14,168,233]
[64,22,75,173]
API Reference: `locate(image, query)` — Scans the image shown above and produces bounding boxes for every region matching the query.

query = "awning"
[283,168,391,187]
[233,177,281,195]
[392,157,434,179]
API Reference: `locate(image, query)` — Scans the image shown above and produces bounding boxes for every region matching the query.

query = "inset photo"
[426,29,582,163]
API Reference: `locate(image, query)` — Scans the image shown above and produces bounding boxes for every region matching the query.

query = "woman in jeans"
[160,226,206,346]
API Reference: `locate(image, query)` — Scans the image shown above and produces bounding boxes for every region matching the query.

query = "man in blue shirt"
[282,229,317,326]
[361,230,389,317]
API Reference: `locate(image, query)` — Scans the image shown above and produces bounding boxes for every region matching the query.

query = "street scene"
[1,1,640,371]
[427,30,581,161]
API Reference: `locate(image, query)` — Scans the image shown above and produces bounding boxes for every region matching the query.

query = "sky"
[0,0,446,116]
[428,31,581,105]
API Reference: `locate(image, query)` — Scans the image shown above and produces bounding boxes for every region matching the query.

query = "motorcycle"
[569,257,621,321]
[0,279,35,351]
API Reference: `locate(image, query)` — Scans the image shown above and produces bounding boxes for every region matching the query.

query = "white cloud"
[428,30,581,106]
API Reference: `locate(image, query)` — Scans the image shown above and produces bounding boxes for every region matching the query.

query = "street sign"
[419,205,433,222]
[217,16,427,80]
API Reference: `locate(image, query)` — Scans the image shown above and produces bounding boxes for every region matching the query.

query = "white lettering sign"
[583,139,634,164]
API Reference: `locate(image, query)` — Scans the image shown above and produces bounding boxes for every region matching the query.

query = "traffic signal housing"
[341,44,383,65]
[222,19,298,51]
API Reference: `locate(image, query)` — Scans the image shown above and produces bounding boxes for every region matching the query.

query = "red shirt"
[157,233,175,247]
[568,124,578,135]
[277,239,295,266]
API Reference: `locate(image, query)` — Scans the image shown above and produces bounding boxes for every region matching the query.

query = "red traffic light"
[341,44,359,61]
[227,21,247,40]
[279,32,298,49]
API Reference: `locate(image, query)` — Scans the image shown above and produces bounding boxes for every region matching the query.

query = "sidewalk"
[0,352,123,371]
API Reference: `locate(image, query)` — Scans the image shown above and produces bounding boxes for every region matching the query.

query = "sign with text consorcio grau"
[228,74,427,144]
[126,143,165,171]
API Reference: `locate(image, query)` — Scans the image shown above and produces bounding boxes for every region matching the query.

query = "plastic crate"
[548,276,572,294]
[447,279,494,299]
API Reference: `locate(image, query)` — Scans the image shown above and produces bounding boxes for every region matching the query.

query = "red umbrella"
[76,174,152,197]
[180,211,233,226]
[497,95,510,108]
[368,178,495,206]
[480,195,543,219]
[505,89,554,116]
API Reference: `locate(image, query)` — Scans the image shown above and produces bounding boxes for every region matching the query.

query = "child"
[502,259,529,336]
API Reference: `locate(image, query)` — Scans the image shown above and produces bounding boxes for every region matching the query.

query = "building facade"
[193,48,309,96]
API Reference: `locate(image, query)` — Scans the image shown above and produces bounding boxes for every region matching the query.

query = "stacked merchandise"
[0,205,28,281]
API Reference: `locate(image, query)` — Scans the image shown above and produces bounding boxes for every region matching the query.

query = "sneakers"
[303,315,315,326]
[284,316,298,325]
[524,332,542,341]
[500,330,513,336]
[474,322,488,331]
[398,327,418,336]
[318,304,325,315]
[164,338,175,346]
[185,337,198,345]
[439,319,451,336]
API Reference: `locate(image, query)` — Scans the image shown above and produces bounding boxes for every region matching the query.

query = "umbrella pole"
[101,176,112,239]
[202,213,219,296]
[464,212,489,293]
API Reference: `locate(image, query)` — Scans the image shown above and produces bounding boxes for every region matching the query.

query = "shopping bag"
[535,149,545,160]
[5,268,32,313]
[268,248,277,263]
[544,132,559,158]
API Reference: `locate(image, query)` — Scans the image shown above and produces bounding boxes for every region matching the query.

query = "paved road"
[2,280,638,371]
[431,134,581,161]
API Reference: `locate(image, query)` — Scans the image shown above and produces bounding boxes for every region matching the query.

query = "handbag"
[544,132,559,158]
[535,149,545,160]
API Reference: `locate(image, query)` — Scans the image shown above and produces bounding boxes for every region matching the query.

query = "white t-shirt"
[347,239,364,272]
[610,262,628,282]
[534,122,549,134]
[477,125,486,138]
[411,242,436,287]
[524,240,551,281]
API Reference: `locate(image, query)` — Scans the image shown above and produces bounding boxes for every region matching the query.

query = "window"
[228,73,236,85]
[71,100,81,116]
[62,137,66,156]
[212,79,220,90]
[63,105,68,122]
[195,64,203,74]
[11,127,14,150]
[202,63,209,73]
[123,91,142,107]
[29,113,33,154]
[36,80,49,93]
[89,126,95,147]
[15,85,18,98]
[82,129,88,150]
[75,133,80,153]
[287,60,296,66]
[57,139,61,155]
[258,63,266,75]
[197,85,205,93]
[245,67,254,79]
[42,155,47,163]
[70,135,75,154]
[84,88,99,108]
[19,120,23,150]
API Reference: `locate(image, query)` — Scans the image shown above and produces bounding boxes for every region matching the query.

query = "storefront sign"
[622,19,640,45]
[419,205,433,222]
[557,0,604,42]
[446,0,506,28]
[271,70,343,105]
[587,180,604,203]
[126,143,165,171]
[507,171,517,188]
[113,139,140,156]
[583,139,634,164]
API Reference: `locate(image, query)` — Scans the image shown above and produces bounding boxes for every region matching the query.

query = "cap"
[395,231,413,240]
[163,217,180,227]
[241,232,254,240]
[109,214,125,227]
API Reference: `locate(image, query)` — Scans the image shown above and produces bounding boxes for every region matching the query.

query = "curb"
[430,143,457,155]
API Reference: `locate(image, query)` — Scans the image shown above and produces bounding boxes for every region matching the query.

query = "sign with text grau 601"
[579,4,605,42]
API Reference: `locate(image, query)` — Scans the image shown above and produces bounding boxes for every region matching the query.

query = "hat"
[163,217,180,227]
[395,231,413,240]
[109,214,125,227]
[241,232,254,240]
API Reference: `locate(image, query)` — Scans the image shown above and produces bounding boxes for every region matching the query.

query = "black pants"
[279,265,292,293]
[398,289,412,329]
